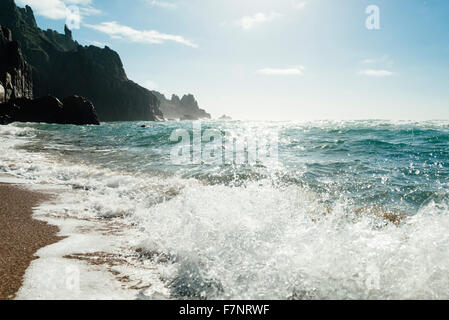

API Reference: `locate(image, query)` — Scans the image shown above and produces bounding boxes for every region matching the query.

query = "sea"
[0,120,448,300]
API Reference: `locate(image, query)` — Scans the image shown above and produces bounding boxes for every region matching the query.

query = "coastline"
[0,180,163,300]
[1,120,448,299]
[0,121,170,300]
[0,183,62,300]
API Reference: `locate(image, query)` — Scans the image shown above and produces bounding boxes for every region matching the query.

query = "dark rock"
[43,28,78,52]
[0,26,12,42]
[23,5,37,28]
[0,19,100,126]
[49,46,164,121]
[64,24,72,40]
[0,25,33,102]
[61,96,99,125]
[0,114,12,124]
[0,0,163,122]
[12,96,64,123]
[1,95,100,125]
[0,82,5,103]
[0,101,18,124]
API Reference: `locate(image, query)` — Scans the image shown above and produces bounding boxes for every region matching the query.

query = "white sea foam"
[1,123,449,300]
[133,181,449,299]
[0,124,176,299]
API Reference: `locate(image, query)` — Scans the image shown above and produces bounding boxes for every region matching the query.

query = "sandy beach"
[0,184,62,300]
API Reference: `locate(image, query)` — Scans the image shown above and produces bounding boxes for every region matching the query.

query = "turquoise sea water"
[1,120,449,299]
[20,120,449,212]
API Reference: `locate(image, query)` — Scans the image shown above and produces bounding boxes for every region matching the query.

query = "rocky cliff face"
[153,92,211,120]
[0,23,98,125]
[0,0,163,121]
[0,95,100,125]
[0,25,33,103]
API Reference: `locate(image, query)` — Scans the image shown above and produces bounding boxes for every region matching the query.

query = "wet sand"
[0,184,62,300]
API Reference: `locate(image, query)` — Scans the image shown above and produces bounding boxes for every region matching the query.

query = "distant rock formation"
[153,92,211,120]
[219,115,232,120]
[0,0,163,122]
[0,95,99,125]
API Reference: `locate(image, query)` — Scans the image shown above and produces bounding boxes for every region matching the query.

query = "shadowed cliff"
[0,24,32,103]
[0,0,163,121]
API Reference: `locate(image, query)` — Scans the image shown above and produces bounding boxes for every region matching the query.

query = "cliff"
[153,92,211,120]
[1,95,100,125]
[0,0,163,121]
[0,25,33,103]
[0,24,98,125]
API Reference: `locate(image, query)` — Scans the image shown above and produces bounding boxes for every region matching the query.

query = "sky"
[15,0,449,120]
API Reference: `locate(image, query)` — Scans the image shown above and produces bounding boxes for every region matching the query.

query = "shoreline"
[0,183,63,300]
[7,181,167,300]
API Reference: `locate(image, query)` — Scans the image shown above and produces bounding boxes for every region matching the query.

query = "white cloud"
[85,21,198,48]
[257,66,305,76]
[16,0,101,20]
[143,80,159,91]
[292,0,307,10]
[17,0,66,19]
[79,6,102,16]
[236,12,283,30]
[65,0,92,4]
[149,0,177,9]
[362,58,376,64]
[88,40,106,47]
[359,55,396,77]
[361,55,394,67]
[358,69,396,77]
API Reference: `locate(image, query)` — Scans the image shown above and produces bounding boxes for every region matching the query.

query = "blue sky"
[16,0,449,120]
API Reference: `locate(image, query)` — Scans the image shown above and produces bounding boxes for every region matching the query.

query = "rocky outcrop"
[45,45,163,121]
[12,96,64,123]
[0,82,5,103]
[219,115,232,120]
[61,96,99,125]
[0,0,163,122]
[0,95,99,125]
[0,102,15,124]
[0,25,33,102]
[153,92,211,120]
[0,23,99,125]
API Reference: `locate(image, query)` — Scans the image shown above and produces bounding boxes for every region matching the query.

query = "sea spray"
[1,120,448,299]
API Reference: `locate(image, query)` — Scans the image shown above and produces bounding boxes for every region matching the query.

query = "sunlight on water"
[1,120,448,299]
